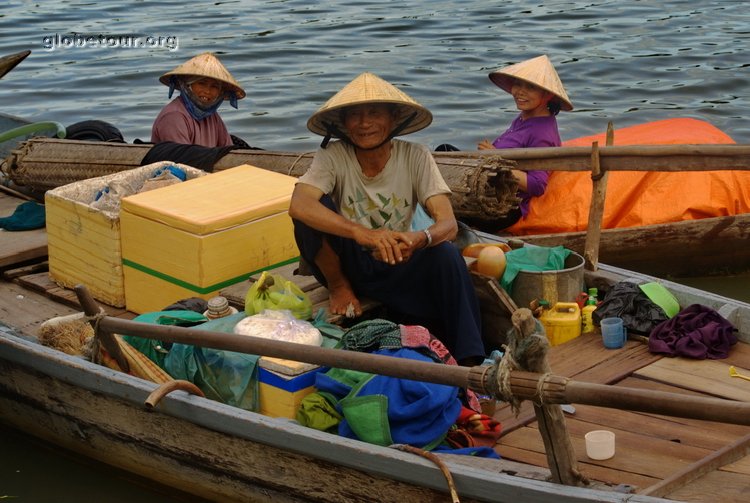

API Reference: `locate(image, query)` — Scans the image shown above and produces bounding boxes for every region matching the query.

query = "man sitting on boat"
[289,72,485,366]
[151,52,244,148]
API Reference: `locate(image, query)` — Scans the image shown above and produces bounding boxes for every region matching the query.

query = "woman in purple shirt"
[474,55,573,232]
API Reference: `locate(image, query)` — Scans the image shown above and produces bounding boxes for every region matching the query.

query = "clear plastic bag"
[244,271,313,320]
[234,309,322,346]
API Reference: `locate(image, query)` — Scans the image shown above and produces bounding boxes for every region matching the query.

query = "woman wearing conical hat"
[290,72,485,366]
[151,52,245,148]
[471,55,573,232]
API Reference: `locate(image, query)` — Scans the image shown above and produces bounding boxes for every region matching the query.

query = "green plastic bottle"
[581,288,598,334]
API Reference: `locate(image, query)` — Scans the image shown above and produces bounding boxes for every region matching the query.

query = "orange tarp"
[506,118,750,235]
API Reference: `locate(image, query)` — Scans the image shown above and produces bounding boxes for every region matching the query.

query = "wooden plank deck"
[0,191,47,268]
[496,332,750,499]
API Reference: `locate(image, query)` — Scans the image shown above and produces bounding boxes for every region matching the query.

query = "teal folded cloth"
[500,245,571,292]
[0,201,45,231]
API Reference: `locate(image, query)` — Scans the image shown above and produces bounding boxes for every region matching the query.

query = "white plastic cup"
[585,430,615,460]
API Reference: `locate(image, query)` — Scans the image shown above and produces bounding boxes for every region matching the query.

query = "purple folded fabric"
[649,304,737,359]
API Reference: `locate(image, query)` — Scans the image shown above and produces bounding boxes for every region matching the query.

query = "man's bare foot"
[328,283,362,318]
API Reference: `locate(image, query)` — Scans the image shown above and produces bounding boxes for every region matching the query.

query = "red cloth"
[446,406,502,448]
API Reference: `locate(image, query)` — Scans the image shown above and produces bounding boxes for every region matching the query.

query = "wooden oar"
[75,284,750,427]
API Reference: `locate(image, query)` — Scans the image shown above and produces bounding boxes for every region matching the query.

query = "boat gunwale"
[0,325,673,503]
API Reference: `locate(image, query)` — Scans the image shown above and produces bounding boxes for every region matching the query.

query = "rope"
[391,444,460,503]
[84,307,107,336]
[534,372,553,406]
[492,344,523,415]
[82,307,108,365]
[287,151,314,176]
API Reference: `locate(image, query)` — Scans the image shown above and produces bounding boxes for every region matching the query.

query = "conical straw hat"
[160,52,245,99]
[307,72,432,138]
[489,55,573,111]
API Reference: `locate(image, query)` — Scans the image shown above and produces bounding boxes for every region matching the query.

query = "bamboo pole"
[5,138,520,219]
[7,138,750,180]
[74,284,472,388]
[0,183,36,201]
[439,143,750,172]
[73,285,750,427]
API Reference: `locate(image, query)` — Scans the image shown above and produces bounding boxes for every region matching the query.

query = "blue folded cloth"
[0,201,45,231]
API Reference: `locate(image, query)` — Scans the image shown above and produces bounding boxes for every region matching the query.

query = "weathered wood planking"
[722,455,750,475]
[634,357,750,402]
[0,280,77,337]
[500,388,750,494]
[498,338,750,498]
[666,469,750,503]
[14,271,127,317]
[573,382,750,450]
[0,192,47,268]
[495,334,662,434]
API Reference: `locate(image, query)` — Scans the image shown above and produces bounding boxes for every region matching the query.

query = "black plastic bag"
[592,281,668,335]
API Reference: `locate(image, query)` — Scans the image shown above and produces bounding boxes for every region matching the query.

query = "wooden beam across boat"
[438,143,750,172]
[6,138,750,185]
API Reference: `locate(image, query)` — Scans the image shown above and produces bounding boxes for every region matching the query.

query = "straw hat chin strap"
[168,76,239,109]
[320,110,417,150]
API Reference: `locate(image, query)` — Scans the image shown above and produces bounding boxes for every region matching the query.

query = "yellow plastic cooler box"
[258,358,325,418]
[119,164,299,314]
[45,162,206,307]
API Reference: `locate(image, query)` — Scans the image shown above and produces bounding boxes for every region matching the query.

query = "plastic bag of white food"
[233,309,322,346]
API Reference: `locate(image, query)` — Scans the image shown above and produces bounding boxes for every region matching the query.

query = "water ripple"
[0,0,748,150]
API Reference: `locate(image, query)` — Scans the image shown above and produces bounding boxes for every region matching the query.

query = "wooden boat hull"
[2,200,749,502]
[0,50,30,80]
[517,214,750,277]
[0,325,668,503]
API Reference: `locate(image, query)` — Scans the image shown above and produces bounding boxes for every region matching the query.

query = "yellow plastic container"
[581,303,597,334]
[257,362,324,418]
[119,165,299,314]
[540,302,582,346]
